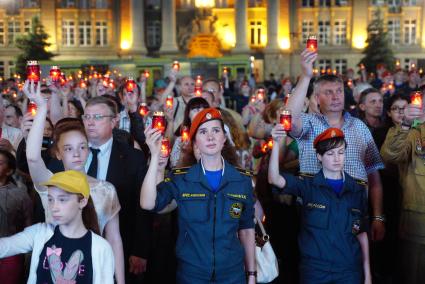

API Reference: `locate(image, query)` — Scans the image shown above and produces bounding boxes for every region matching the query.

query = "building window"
[24,20,31,33]
[334,59,347,74]
[95,0,108,9]
[9,61,15,75]
[63,0,76,8]
[333,20,346,45]
[301,20,314,44]
[318,21,330,45]
[62,20,75,46]
[404,58,416,70]
[318,59,331,72]
[79,20,91,46]
[0,61,4,78]
[388,19,400,44]
[96,21,107,46]
[371,0,385,5]
[0,22,4,46]
[319,0,330,7]
[301,0,314,7]
[215,0,228,7]
[146,20,161,48]
[250,21,263,45]
[23,0,39,8]
[403,0,417,5]
[335,0,348,5]
[404,19,416,45]
[7,21,20,45]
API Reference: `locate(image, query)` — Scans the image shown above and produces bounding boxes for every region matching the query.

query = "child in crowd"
[268,126,371,284]
[0,170,114,284]
[0,150,33,284]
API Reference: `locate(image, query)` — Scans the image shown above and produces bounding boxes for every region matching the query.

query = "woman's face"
[56,130,89,172]
[189,107,204,122]
[194,120,226,157]
[68,102,79,118]
[387,99,408,125]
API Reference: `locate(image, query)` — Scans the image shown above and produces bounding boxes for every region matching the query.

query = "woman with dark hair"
[23,80,125,284]
[141,108,256,283]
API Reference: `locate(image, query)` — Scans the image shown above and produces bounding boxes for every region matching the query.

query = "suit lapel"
[106,139,125,185]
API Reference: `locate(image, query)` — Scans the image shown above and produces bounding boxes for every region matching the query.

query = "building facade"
[0,0,425,80]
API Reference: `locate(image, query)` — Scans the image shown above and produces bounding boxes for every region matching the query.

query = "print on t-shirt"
[37,227,93,284]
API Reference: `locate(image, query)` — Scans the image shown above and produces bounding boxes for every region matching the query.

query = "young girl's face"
[56,130,89,172]
[48,187,87,226]
[317,144,345,173]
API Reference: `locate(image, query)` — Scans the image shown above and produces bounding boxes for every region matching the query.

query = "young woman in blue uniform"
[140,108,256,284]
[268,126,371,284]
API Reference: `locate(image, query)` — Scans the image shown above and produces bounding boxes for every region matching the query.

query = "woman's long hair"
[78,195,100,235]
[175,97,210,136]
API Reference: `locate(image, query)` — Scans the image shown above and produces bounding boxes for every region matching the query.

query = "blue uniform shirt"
[153,161,255,280]
[274,170,369,273]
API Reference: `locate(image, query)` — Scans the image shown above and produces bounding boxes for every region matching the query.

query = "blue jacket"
[153,161,255,280]
[276,170,368,272]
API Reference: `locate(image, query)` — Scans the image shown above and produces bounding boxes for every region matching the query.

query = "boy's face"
[317,143,345,173]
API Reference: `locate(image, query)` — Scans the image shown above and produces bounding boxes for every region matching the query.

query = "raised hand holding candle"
[306,35,317,52]
[280,110,292,132]
[152,111,166,134]
[26,61,40,83]
[411,91,423,107]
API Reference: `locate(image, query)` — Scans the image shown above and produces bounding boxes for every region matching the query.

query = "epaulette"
[355,179,368,187]
[171,167,190,175]
[298,172,314,179]
[235,167,253,177]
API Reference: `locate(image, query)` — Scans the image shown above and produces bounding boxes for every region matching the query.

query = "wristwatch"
[246,271,257,277]
[371,215,386,223]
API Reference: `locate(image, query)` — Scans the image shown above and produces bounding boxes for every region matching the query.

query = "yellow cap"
[41,170,90,198]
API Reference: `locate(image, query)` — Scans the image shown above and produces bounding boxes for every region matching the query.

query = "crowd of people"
[0,47,424,284]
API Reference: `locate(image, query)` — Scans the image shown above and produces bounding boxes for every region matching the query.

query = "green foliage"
[359,9,396,74]
[15,17,55,76]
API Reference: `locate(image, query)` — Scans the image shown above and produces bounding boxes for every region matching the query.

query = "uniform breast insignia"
[164,177,171,182]
[306,203,326,209]
[227,193,247,199]
[230,202,243,218]
[352,219,361,235]
[181,193,207,198]
[354,179,368,187]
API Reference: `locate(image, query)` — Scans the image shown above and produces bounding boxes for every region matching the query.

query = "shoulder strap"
[172,166,190,175]
[235,167,253,177]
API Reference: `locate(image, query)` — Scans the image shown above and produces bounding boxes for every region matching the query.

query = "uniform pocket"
[179,195,209,222]
[303,202,329,229]
[222,195,245,222]
[347,208,362,235]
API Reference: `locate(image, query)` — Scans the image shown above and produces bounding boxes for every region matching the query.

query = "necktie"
[87,148,100,178]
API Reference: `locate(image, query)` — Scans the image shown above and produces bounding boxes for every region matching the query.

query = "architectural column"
[131,0,147,54]
[40,0,57,52]
[160,0,178,53]
[351,0,368,49]
[233,0,249,53]
[265,0,279,51]
[421,0,425,48]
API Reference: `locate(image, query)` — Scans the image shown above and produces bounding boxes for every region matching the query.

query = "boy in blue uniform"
[269,126,371,284]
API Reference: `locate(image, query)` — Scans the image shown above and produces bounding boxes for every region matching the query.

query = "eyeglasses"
[82,114,115,121]
[390,107,405,113]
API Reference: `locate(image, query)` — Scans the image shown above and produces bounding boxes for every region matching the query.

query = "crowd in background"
[0,48,424,284]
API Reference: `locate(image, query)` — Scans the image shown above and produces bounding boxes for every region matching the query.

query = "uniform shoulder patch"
[171,167,190,175]
[298,172,314,178]
[235,167,253,177]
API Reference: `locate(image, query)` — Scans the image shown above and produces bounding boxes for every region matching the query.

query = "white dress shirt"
[85,137,113,181]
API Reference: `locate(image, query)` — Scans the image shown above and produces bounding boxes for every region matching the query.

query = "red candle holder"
[267,138,274,149]
[165,95,173,109]
[50,66,61,82]
[126,77,136,93]
[280,110,292,132]
[250,95,256,104]
[26,61,40,83]
[181,126,190,142]
[152,111,166,134]
[143,70,150,78]
[261,142,269,154]
[194,86,202,97]
[196,75,202,85]
[161,138,170,157]
[306,35,317,52]
[172,61,180,71]
[28,101,37,116]
[257,88,265,101]
[223,67,228,74]
[79,80,87,89]
[138,103,149,116]
[60,72,67,86]
[411,91,423,107]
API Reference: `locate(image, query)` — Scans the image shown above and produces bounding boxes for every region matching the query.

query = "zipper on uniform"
[211,193,217,281]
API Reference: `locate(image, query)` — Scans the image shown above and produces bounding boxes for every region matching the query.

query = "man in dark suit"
[82,96,152,283]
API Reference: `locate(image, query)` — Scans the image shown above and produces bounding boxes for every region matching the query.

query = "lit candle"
[126,77,136,93]
[267,138,274,149]
[26,61,40,83]
[28,101,37,116]
[138,103,149,116]
[257,88,265,101]
[144,70,150,78]
[181,126,190,142]
[166,95,173,109]
[172,61,180,71]
[194,86,202,97]
[250,95,256,103]
[223,66,228,74]
[306,35,317,52]
[280,110,292,132]
[152,111,166,134]
[411,91,423,107]
[79,80,87,89]
[161,138,170,157]
[50,66,61,82]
